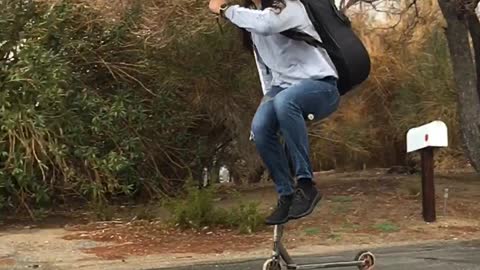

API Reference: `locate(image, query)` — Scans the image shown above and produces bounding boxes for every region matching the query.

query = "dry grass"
[309,0,463,170]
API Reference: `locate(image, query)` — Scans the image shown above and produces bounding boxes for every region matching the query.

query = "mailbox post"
[407,121,448,222]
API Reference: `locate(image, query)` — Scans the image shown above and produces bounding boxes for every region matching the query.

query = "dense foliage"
[0,0,464,214]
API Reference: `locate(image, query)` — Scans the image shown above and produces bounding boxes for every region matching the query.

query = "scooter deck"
[288,260,364,269]
[264,225,375,270]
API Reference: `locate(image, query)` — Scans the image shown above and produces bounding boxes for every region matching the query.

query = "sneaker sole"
[265,216,289,226]
[288,192,322,220]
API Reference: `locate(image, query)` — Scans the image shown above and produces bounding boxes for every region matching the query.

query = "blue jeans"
[251,77,340,196]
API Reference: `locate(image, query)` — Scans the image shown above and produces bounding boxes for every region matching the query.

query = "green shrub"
[0,0,195,212]
[0,0,258,214]
[169,186,265,233]
[226,202,265,234]
[169,186,219,229]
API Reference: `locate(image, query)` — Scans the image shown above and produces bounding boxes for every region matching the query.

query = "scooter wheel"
[262,258,283,270]
[355,250,375,270]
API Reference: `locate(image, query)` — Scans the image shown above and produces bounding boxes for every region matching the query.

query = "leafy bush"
[0,1,193,211]
[169,186,265,233]
[169,186,220,229]
[226,201,264,234]
[0,0,260,214]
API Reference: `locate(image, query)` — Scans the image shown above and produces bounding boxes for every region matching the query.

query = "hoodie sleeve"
[253,48,272,95]
[224,4,303,36]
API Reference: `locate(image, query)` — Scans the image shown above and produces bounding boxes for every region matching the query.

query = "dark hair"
[261,0,286,10]
[242,0,286,10]
[241,0,287,51]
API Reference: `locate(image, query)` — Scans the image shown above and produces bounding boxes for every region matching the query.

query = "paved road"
[156,240,480,270]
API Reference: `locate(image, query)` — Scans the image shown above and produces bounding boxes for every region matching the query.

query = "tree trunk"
[438,0,480,172]
[467,12,480,98]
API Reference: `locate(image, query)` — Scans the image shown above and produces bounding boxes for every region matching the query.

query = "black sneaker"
[288,182,322,220]
[265,195,293,225]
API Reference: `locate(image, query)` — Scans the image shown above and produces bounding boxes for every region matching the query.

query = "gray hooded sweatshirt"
[224,0,338,94]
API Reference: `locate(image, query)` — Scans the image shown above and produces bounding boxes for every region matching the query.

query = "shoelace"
[277,198,289,207]
[293,188,307,202]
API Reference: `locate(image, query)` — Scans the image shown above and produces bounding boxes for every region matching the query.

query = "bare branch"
[343,0,419,15]
[343,0,421,31]
[342,0,378,11]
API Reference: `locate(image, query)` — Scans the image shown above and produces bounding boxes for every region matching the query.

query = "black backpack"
[281,0,371,95]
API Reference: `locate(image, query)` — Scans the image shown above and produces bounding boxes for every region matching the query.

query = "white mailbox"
[406,121,448,153]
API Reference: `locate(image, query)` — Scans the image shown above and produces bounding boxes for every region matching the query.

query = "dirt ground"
[1,169,480,269]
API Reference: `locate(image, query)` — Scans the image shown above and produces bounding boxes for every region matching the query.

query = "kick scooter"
[262,224,375,270]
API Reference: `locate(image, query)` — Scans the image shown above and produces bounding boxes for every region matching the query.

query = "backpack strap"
[281,29,324,48]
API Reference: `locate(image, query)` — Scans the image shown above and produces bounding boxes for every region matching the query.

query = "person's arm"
[209,0,302,35]
[253,48,272,95]
[223,5,302,35]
